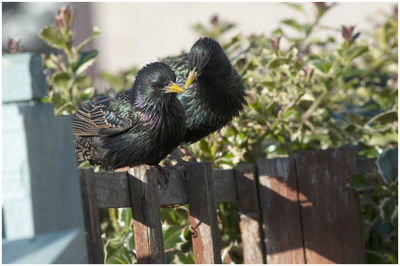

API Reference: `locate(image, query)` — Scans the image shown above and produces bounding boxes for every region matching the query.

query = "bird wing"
[72,94,132,137]
[162,53,189,86]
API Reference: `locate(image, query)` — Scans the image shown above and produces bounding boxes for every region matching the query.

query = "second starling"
[163,37,247,144]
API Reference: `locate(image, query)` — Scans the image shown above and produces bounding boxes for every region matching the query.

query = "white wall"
[90,2,395,73]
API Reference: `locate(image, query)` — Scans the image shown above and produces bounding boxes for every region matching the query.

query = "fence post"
[186,163,222,264]
[79,168,104,264]
[128,166,165,264]
[295,147,366,263]
[256,157,305,264]
[234,163,265,264]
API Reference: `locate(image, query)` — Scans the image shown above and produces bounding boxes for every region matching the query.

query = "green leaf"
[269,58,289,69]
[78,87,95,102]
[47,92,62,106]
[222,34,242,50]
[163,226,183,250]
[312,59,331,73]
[347,174,373,191]
[120,208,132,232]
[165,250,179,264]
[191,23,210,36]
[183,226,191,241]
[104,238,125,262]
[101,71,125,88]
[283,3,307,15]
[199,139,211,155]
[74,76,91,88]
[259,79,276,88]
[52,72,71,90]
[347,45,369,61]
[39,26,68,50]
[366,250,388,264]
[105,244,132,264]
[368,131,398,147]
[77,26,101,51]
[282,19,303,32]
[283,107,300,120]
[177,252,195,264]
[376,146,398,184]
[220,22,236,35]
[72,50,98,75]
[180,241,192,253]
[374,26,387,47]
[378,197,396,222]
[43,54,59,70]
[367,110,397,126]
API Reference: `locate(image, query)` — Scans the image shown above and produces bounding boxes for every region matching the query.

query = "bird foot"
[169,145,199,167]
[169,151,199,167]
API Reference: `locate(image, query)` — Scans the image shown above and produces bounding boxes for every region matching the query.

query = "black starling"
[72,62,186,170]
[163,37,247,145]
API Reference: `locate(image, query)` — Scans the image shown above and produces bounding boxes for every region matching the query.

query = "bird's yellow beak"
[185,67,196,89]
[165,82,185,93]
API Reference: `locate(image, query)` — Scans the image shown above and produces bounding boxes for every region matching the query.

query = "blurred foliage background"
[35,3,397,264]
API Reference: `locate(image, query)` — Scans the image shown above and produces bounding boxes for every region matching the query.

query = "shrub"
[39,3,397,263]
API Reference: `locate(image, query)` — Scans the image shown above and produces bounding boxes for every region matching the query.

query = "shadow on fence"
[79,146,374,264]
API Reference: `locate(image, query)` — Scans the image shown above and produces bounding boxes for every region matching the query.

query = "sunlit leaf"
[377,146,398,184]
[72,50,99,75]
[163,226,183,250]
[39,26,68,50]
[52,72,71,90]
[269,57,289,68]
[283,3,307,15]
[312,59,331,73]
[104,238,125,263]
[347,45,369,61]
[282,19,304,32]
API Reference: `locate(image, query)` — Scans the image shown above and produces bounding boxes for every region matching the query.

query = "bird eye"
[151,82,158,89]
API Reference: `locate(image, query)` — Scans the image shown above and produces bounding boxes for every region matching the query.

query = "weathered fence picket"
[79,169,104,264]
[186,163,222,264]
[296,147,366,263]
[78,147,374,264]
[234,163,265,264]
[257,157,305,263]
[128,166,165,263]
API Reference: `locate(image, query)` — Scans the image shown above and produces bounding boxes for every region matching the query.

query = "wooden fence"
[79,146,375,264]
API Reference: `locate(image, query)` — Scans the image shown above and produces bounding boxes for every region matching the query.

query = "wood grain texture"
[79,168,104,264]
[128,166,165,264]
[186,163,222,264]
[234,163,265,264]
[85,159,376,208]
[94,168,237,208]
[212,169,237,203]
[79,155,373,264]
[95,171,130,208]
[296,147,366,263]
[159,168,187,206]
[256,157,305,264]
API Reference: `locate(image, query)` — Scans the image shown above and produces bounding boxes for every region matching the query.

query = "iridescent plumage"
[72,62,186,170]
[163,37,247,144]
